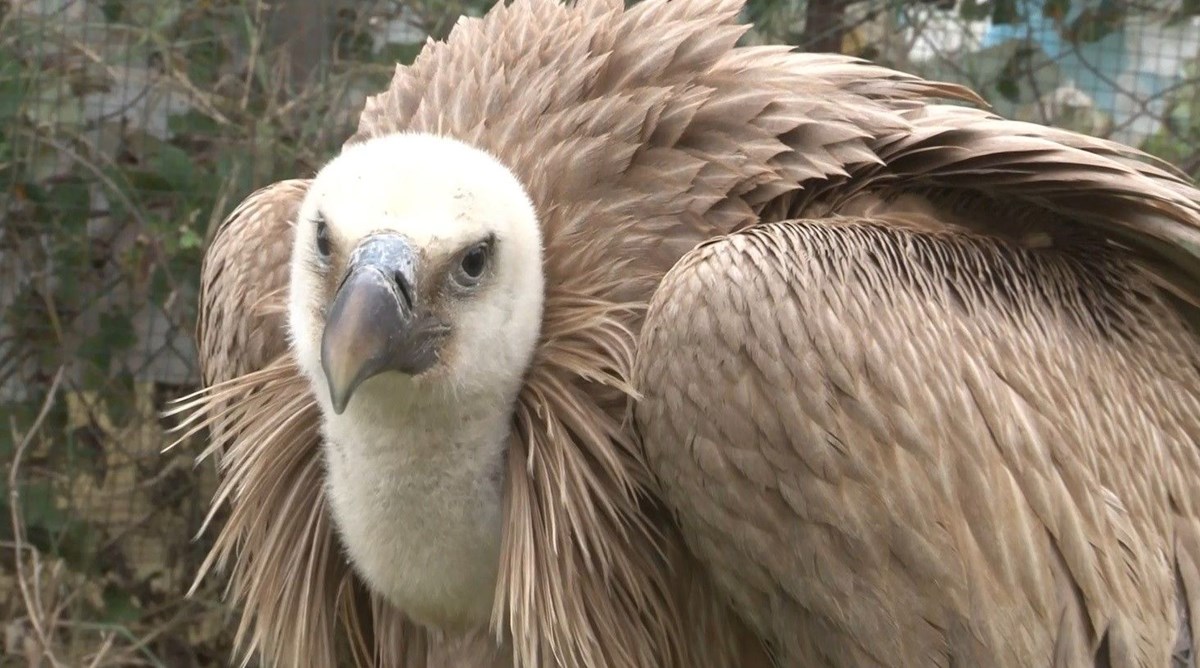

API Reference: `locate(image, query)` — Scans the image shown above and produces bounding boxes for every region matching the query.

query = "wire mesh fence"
[1,0,1198,664]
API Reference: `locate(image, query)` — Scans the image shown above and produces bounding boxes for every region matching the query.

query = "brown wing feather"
[635,217,1200,667]
[196,179,306,387]
[870,106,1200,305]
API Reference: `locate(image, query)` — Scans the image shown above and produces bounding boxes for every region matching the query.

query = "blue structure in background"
[976,0,1174,123]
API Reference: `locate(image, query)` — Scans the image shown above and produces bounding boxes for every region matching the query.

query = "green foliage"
[1169,0,1200,25]
[990,0,1021,24]
[743,0,805,44]
[959,0,1130,44]
[1141,59,1200,181]
[959,0,1021,24]
[995,45,1038,103]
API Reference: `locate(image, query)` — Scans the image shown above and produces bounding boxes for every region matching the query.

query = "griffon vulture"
[169,0,1200,665]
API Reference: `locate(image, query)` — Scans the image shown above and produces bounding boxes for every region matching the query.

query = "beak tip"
[330,395,349,415]
[325,373,351,415]
[321,357,349,415]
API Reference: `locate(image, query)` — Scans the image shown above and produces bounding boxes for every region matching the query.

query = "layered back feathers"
[347,0,979,663]
[168,0,1200,665]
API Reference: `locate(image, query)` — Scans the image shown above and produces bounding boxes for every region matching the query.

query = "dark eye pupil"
[315,220,331,257]
[461,247,486,278]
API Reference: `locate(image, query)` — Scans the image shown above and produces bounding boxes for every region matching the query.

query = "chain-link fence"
[2,0,1198,664]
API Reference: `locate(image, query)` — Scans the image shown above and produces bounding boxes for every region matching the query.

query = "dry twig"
[8,365,67,667]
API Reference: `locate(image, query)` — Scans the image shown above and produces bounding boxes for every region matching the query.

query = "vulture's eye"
[315,216,332,258]
[453,240,491,288]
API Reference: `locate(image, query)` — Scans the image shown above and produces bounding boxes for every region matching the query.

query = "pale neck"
[317,376,512,628]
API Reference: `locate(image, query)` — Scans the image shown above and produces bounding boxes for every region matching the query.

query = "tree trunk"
[801,0,847,53]
[266,0,333,87]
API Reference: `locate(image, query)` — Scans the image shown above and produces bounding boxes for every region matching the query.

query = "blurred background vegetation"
[2,0,1199,665]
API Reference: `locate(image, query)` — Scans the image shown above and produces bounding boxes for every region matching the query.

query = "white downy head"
[286,132,545,629]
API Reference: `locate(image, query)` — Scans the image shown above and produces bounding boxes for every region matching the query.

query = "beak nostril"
[345,232,418,313]
[394,270,415,311]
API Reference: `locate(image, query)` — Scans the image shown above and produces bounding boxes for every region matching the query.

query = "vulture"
[169,0,1200,665]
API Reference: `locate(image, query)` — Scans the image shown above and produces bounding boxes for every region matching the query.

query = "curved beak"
[320,233,447,415]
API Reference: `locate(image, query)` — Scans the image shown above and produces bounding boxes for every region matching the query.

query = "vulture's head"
[289,133,544,411]
[285,132,545,628]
